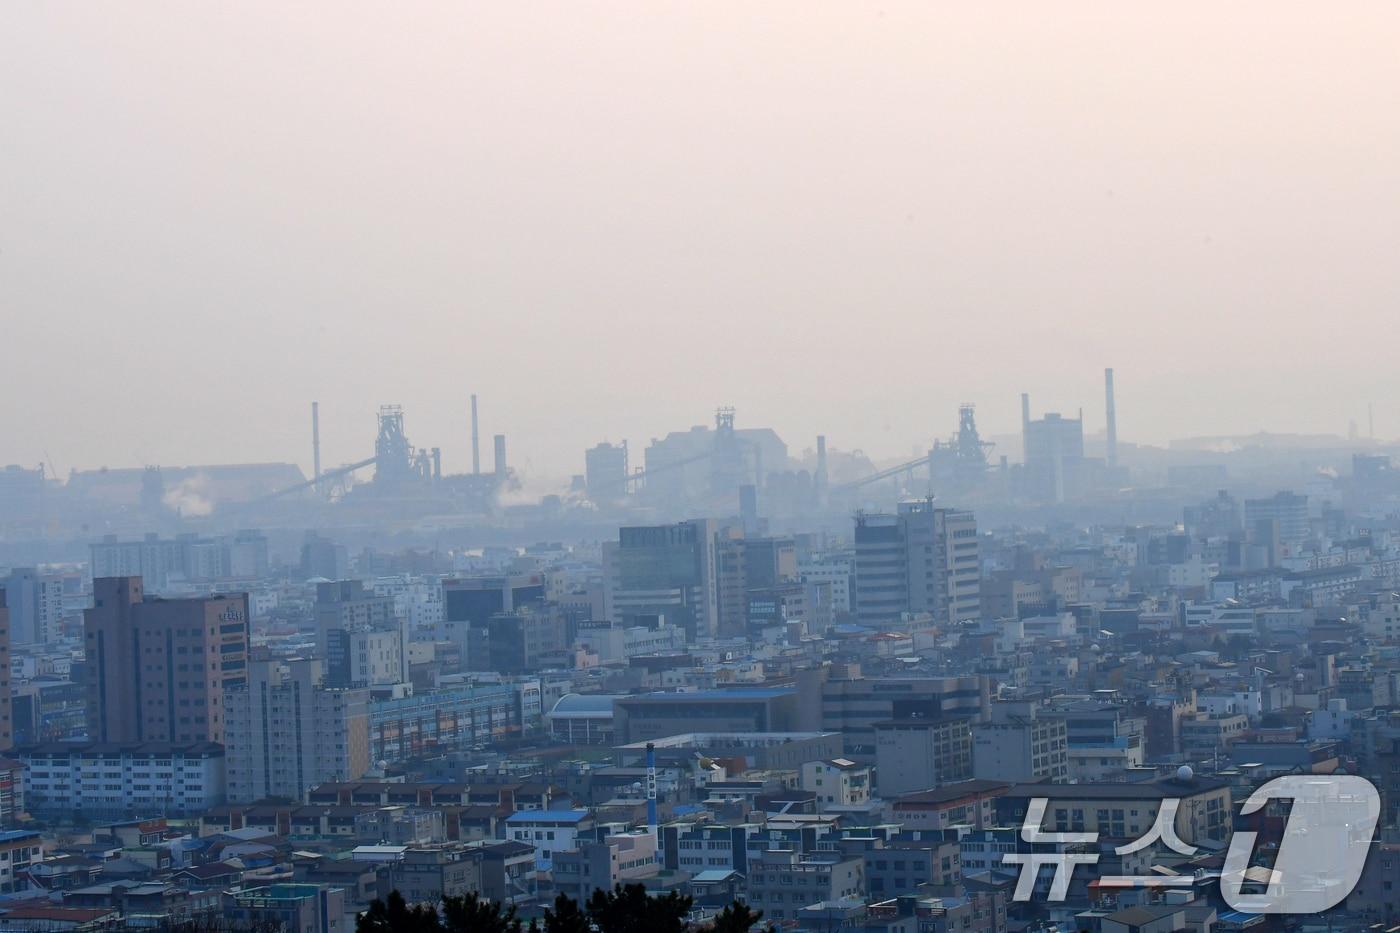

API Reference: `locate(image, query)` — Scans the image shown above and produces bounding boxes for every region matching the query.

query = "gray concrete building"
[223,658,371,803]
[874,717,974,797]
[853,501,979,627]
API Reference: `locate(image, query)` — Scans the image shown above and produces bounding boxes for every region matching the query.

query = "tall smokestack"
[470,394,480,475]
[311,402,322,493]
[646,742,658,837]
[1021,393,1031,462]
[494,434,507,479]
[1104,368,1118,467]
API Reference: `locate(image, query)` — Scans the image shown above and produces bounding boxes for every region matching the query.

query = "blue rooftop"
[1217,912,1261,923]
[506,809,589,823]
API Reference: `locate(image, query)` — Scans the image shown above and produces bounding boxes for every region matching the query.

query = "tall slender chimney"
[311,402,322,492]
[1021,393,1031,462]
[1104,368,1118,467]
[646,742,658,837]
[471,394,480,475]
[494,434,507,479]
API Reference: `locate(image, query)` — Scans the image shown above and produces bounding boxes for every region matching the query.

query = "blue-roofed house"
[504,809,593,869]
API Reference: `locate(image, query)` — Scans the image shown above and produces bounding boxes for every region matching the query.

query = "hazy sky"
[4,3,1400,485]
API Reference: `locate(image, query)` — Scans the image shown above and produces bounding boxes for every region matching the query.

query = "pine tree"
[541,892,592,933]
[357,890,444,933]
[711,900,770,933]
[440,891,524,933]
[586,884,692,933]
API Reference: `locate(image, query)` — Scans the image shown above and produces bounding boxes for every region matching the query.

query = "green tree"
[710,901,770,933]
[441,891,524,933]
[586,884,692,933]
[541,892,592,933]
[357,891,443,933]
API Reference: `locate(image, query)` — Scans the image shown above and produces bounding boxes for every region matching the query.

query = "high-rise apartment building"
[853,501,980,626]
[1,570,63,646]
[716,535,798,636]
[480,606,574,673]
[799,550,854,615]
[299,532,349,582]
[606,520,719,641]
[1022,410,1085,503]
[1244,490,1310,555]
[314,580,408,687]
[83,577,249,744]
[584,441,628,504]
[0,595,11,751]
[223,658,371,803]
[89,532,269,590]
[441,574,546,670]
[817,672,988,758]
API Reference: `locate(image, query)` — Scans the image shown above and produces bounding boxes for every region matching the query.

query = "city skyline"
[8,3,1400,927]
[6,3,1400,477]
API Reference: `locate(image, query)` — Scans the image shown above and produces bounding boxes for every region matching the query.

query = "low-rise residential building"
[838,837,961,897]
[886,780,1010,832]
[995,776,1233,847]
[1180,713,1250,758]
[223,884,346,933]
[747,850,865,923]
[504,809,592,868]
[0,830,42,894]
[801,758,872,811]
[0,758,26,827]
[660,821,762,874]
[20,743,225,819]
[553,831,658,902]
[391,844,482,908]
[477,840,537,907]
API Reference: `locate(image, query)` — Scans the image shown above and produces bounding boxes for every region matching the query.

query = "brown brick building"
[84,576,248,744]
